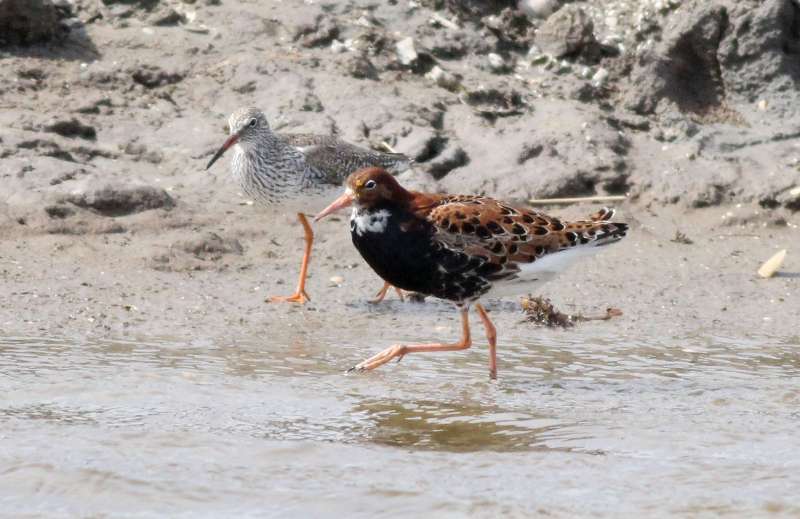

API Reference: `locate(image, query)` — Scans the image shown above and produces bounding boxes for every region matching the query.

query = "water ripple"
[1,329,799,516]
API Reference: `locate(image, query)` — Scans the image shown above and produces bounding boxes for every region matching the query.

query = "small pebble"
[487,53,506,72]
[330,39,347,53]
[518,0,562,19]
[530,53,550,65]
[396,37,417,66]
[591,67,609,86]
[426,66,460,91]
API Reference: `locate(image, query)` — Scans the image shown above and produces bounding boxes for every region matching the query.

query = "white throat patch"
[351,208,391,236]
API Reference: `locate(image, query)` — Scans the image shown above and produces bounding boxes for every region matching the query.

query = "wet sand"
[1,202,797,342]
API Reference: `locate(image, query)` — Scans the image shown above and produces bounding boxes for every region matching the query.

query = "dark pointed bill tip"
[205,134,239,171]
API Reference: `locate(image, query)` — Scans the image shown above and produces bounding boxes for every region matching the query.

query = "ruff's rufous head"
[315,167,411,221]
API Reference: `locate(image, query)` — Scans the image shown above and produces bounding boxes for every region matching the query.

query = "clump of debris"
[520,295,622,328]
[670,230,694,244]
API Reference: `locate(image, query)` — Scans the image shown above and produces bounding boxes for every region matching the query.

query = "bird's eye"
[364,180,377,189]
[248,118,257,128]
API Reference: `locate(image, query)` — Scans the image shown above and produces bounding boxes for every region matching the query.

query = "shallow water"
[2,303,799,518]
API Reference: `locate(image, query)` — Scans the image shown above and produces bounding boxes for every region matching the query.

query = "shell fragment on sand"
[757,249,786,279]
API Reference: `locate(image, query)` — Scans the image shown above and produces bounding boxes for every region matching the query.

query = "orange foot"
[267,290,310,304]
[369,281,406,304]
[347,308,472,373]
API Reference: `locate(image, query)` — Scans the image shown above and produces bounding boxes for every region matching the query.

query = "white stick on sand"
[528,195,628,205]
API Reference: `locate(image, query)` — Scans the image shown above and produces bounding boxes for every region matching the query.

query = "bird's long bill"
[205,133,239,170]
[314,191,354,222]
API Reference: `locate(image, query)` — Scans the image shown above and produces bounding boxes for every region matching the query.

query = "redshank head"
[205,107,270,170]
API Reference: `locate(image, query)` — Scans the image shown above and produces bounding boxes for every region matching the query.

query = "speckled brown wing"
[279,134,347,185]
[417,196,628,279]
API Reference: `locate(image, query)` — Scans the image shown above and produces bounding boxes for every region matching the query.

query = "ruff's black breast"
[350,205,494,303]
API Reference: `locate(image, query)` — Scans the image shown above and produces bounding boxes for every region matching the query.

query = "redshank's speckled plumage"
[279,133,412,184]
[315,167,629,378]
[206,108,411,303]
[207,107,411,205]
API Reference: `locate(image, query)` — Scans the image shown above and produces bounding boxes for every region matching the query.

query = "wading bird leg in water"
[316,167,628,378]
[370,281,406,304]
[348,307,472,372]
[475,303,497,380]
[268,213,312,304]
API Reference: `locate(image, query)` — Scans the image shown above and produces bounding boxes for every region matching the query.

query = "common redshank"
[206,107,411,304]
[315,167,629,379]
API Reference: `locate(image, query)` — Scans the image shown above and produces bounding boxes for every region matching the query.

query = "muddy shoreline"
[1,0,799,343]
[1,203,797,349]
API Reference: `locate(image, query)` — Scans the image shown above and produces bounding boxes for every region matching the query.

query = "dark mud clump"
[62,185,175,217]
[0,0,61,46]
[177,232,244,260]
[45,118,97,140]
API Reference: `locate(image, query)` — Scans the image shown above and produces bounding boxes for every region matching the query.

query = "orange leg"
[369,281,406,304]
[475,303,498,380]
[349,307,471,372]
[268,213,312,304]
